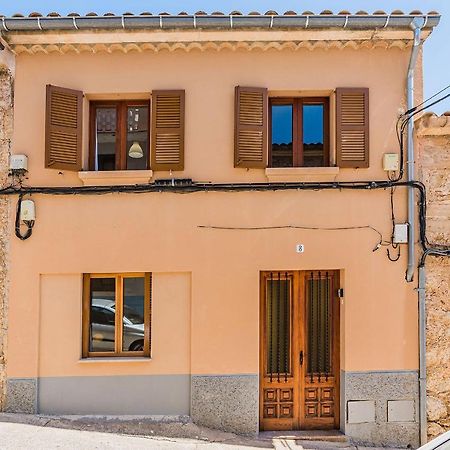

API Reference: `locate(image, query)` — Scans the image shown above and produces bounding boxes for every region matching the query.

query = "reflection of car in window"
[91,299,145,351]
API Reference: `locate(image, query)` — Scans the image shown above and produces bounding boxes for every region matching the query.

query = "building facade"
[0,9,446,448]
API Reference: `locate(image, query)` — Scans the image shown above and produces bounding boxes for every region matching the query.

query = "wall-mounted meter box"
[393,223,408,244]
[20,200,36,222]
[383,153,399,171]
[10,154,28,172]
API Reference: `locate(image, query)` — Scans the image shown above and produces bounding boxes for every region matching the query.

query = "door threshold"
[259,430,348,443]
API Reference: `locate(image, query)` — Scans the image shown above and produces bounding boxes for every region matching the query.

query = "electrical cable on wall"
[198,224,391,253]
[391,87,450,183]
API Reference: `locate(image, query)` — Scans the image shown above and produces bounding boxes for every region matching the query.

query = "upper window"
[270,98,329,168]
[82,273,152,358]
[89,101,150,171]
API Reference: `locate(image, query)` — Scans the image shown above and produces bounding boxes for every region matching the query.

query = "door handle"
[299,350,304,366]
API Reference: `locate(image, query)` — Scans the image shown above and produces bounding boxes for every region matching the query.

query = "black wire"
[3,179,448,269]
[391,90,450,183]
[404,84,450,116]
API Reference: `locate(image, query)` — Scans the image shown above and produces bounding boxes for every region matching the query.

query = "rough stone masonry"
[0,47,14,411]
[417,113,450,440]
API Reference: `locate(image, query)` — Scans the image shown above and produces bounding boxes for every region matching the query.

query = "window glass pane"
[122,277,145,352]
[307,274,332,376]
[127,106,149,170]
[95,107,117,171]
[266,276,291,376]
[303,104,324,167]
[90,278,116,352]
[271,104,293,167]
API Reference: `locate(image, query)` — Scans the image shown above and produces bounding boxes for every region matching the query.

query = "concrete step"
[259,430,350,443]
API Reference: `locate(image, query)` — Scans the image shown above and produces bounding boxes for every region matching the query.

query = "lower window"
[82,273,152,358]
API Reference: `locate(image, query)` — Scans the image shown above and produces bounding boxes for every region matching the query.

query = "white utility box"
[393,223,408,244]
[10,154,28,172]
[383,153,399,171]
[20,200,36,222]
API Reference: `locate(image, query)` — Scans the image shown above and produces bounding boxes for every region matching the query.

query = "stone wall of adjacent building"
[0,48,14,410]
[416,113,450,439]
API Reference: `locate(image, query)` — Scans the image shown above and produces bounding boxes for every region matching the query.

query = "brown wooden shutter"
[45,85,83,171]
[151,90,185,171]
[234,86,268,168]
[336,88,369,168]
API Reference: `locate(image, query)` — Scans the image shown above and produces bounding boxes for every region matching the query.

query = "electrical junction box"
[10,154,28,172]
[20,200,35,222]
[383,153,399,171]
[393,223,408,244]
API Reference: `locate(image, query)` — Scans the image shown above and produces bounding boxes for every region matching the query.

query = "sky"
[1,0,449,114]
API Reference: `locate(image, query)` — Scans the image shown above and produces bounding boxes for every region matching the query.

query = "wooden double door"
[260,271,340,431]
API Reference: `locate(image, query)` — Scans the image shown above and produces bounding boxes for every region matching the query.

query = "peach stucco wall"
[7,46,419,379]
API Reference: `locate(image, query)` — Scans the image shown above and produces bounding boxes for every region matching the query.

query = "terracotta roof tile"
[320,10,334,15]
[2,10,441,18]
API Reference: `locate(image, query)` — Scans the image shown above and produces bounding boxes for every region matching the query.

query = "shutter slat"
[234,86,268,168]
[336,88,369,168]
[151,90,185,171]
[45,85,83,171]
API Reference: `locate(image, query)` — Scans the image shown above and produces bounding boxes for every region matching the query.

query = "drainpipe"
[418,266,427,446]
[406,17,427,446]
[406,18,425,283]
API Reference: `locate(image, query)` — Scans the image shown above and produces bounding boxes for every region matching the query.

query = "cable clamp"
[2,17,9,32]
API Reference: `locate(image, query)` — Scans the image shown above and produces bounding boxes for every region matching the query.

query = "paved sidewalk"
[0,414,402,450]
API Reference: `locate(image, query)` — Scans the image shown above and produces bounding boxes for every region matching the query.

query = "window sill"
[265,167,339,182]
[78,170,153,186]
[78,357,152,363]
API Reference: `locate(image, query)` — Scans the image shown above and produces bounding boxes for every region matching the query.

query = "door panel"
[260,271,340,431]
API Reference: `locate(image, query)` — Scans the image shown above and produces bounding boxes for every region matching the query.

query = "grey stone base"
[191,374,258,435]
[6,375,189,416]
[342,371,419,448]
[5,378,37,413]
